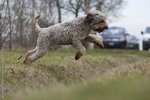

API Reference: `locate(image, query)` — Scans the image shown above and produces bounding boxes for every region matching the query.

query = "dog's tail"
[34,15,41,32]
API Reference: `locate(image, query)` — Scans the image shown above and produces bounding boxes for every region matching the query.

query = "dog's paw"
[95,41,104,48]
[23,59,32,65]
[75,52,83,60]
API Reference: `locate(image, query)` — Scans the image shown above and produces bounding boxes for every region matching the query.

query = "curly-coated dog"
[23,11,108,64]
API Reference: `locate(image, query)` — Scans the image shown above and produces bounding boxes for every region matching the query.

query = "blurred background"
[0,0,150,50]
[1,1,150,100]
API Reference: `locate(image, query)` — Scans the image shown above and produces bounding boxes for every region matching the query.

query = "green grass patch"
[0,48,150,100]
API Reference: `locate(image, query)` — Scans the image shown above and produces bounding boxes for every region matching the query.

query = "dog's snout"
[105,25,108,29]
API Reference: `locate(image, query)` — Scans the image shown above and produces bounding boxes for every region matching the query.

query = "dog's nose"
[105,26,108,29]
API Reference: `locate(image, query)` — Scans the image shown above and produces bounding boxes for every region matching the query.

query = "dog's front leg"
[83,34,104,48]
[73,40,86,60]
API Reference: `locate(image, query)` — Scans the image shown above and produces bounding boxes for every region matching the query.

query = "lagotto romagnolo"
[23,10,108,64]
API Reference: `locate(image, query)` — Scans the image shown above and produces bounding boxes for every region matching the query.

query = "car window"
[103,28,124,35]
[145,27,150,33]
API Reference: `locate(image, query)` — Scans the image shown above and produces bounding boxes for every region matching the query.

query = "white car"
[142,26,150,50]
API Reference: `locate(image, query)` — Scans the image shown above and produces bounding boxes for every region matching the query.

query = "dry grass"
[0,49,150,100]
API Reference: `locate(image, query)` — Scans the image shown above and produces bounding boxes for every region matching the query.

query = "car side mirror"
[141,31,144,35]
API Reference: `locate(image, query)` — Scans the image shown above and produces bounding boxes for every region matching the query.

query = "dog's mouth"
[94,29,104,32]
[93,28,107,32]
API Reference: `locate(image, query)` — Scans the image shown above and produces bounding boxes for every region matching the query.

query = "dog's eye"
[100,20,104,23]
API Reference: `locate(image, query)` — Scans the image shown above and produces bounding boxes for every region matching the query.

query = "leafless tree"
[0,0,6,50]
[64,0,124,20]
[0,0,125,50]
[82,0,125,21]
[64,0,83,17]
[82,0,92,13]
[56,0,62,23]
[6,0,13,50]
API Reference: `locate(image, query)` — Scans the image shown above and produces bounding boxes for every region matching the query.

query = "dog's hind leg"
[24,39,48,64]
[23,48,37,64]
[73,40,86,60]
[25,47,47,64]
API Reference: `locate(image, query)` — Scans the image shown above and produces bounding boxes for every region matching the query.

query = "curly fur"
[23,10,108,64]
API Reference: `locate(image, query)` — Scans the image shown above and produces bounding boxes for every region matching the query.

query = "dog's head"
[85,11,108,32]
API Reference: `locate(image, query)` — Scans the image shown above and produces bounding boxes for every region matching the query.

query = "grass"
[0,48,150,100]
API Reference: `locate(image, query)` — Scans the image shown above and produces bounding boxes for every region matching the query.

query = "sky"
[110,0,150,38]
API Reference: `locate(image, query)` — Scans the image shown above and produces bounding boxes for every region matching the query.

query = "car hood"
[128,40,139,44]
[143,33,150,38]
[102,34,124,39]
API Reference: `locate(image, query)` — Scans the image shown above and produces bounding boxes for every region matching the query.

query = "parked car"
[142,26,150,50]
[101,27,128,48]
[126,35,139,49]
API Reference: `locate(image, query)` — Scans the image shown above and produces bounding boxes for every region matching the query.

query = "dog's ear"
[85,12,94,23]
[87,12,93,16]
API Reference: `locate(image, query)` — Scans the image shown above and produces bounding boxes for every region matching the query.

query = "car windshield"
[145,27,150,33]
[103,28,124,35]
